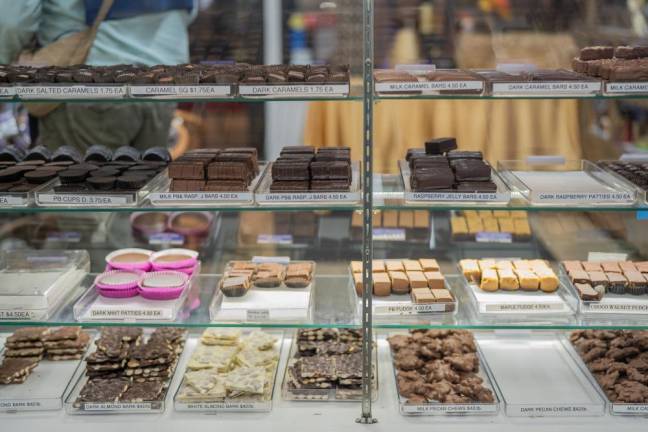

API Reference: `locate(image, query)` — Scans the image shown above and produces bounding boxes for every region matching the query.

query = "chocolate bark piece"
[7,327,48,343]
[76,378,130,404]
[452,159,491,181]
[205,180,249,191]
[310,161,351,180]
[580,46,615,61]
[170,179,206,192]
[120,381,164,402]
[296,356,337,380]
[5,340,43,349]
[0,357,40,384]
[335,352,362,379]
[615,46,648,60]
[271,161,310,181]
[127,341,175,368]
[425,138,457,155]
[5,347,45,357]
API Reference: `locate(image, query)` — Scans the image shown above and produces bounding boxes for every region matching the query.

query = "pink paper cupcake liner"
[150,248,199,271]
[106,248,153,272]
[94,270,142,299]
[138,271,188,300]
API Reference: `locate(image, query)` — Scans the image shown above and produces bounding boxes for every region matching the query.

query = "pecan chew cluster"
[570,330,648,404]
[388,330,495,405]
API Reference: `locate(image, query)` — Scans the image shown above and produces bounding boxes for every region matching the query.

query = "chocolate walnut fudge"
[388,330,495,405]
[571,330,648,404]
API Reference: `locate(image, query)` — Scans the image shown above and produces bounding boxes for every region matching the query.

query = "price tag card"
[129,85,231,98]
[373,228,406,241]
[37,193,130,206]
[46,231,82,243]
[606,82,648,94]
[256,190,359,203]
[374,303,447,316]
[257,234,293,245]
[252,256,291,264]
[0,194,28,206]
[401,403,498,414]
[612,404,648,414]
[0,309,41,320]
[246,309,271,321]
[149,191,253,204]
[0,87,16,99]
[149,233,185,246]
[587,252,628,262]
[239,84,349,98]
[476,232,513,244]
[16,85,126,99]
[175,400,271,412]
[584,297,648,315]
[81,402,154,412]
[509,404,603,417]
[376,80,484,94]
[492,81,601,96]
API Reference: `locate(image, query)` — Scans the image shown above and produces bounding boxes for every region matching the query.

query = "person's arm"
[0,0,42,64]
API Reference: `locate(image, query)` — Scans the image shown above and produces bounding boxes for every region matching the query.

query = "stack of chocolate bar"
[407,138,497,193]
[42,327,91,361]
[168,147,259,192]
[286,329,365,399]
[573,45,648,81]
[75,327,186,406]
[270,146,352,192]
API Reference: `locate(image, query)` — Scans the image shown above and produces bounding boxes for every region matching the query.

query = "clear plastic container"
[0,250,90,321]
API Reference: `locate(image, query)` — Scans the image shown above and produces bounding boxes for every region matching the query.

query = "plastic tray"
[457,270,575,320]
[209,261,315,323]
[281,332,377,402]
[239,82,349,99]
[0,178,58,208]
[173,330,283,412]
[388,334,500,416]
[558,265,648,318]
[0,333,92,412]
[0,250,90,321]
[73,264,202,323]
[399,160,512,206]
[561,335,648,416]
[598,158,648,205]
[35,171,167,208]
[147,164,269,207]
[498,158,637,207]
[64,330,187,414]
[477,332,606,417]
[348,267,457,317]
[255,161,362,207]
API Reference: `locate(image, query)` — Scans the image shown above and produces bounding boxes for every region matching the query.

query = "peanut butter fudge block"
[386,260,405,272]
[419,258,439,272]
[372,260,386,272]
[451,216,469,240]
[467,218,484,234]
[513,218,531,240]
[483,218,499,233]
[636,262,648,273]
[494,260,514,271]
[480,269,499,292]
[536,268,560,293]
[424,271,445,290]
[498,269,519,291]
[515,270,539,291]
[407,271,428,289]
[382,210,399,228]
[498,218,515,233]
[399,211,414,228]
[411,288,435,304]
[459,259,481,282]
[353,272,364,296]
[285,266,312,288]
[478,259,497,271]
[373,272,392,297]
[389,271,410,295]
[220,275,251,297]
[402,259,422,272]
[351,261,362,274]
[431,289,454,303]
[413,210,429,228]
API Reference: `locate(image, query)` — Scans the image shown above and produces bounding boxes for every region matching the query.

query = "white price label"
[239,84,349,97]
[476,232,513,243]
[129,85,231,97]
[259,191,355,202]
[88,306,171,320]
[83,403,153,411]
[587,252,628,262]
[149,233,185,246]
[402,403,497,414]
[16,85,126,99]
[257,234,293,245]
[373,228,406,241]
[150,191,250,202]
[612,404,648,414]
[513,405,602,417]
[409,191,506,202]
[0,194,27,206]
[38,193,129,206]
[246,309,270,321]
[534,192,633,203]
[0,87,15,98]
[484,302,567,313]
[178,401,268,411]
[374,303,447,315]
[376,81,484,93]
[606,82,648,94]
[587,303,648,314]
[493,81,600,95]
[252,256,291,264]
[0,310,37,320]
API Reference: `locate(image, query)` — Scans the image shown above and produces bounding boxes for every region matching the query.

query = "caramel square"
[424,271,445,290]
[407,271,428,289]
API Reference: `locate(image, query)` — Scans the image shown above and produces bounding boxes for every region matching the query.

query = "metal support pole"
[356,0,377,425]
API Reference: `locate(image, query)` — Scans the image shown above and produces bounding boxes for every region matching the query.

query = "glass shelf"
[375,93,648,101]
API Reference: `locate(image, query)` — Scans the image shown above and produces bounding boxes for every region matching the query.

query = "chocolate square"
[310,161,351,180]
[272,161,310,181]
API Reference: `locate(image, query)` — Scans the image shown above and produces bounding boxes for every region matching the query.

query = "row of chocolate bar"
[0,64,349,85]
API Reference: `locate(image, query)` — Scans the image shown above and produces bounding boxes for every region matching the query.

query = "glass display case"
[1,1,648,431]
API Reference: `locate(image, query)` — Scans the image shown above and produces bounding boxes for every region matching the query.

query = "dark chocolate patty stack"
[572,45,648,81]
[50,145,169,193]
[598,161,648,192]
[270,146,352,192]
[407,138,496,193]
[168,147,259,192]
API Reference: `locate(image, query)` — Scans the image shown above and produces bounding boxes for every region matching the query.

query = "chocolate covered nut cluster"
[388,330,495,405]
[571,330,648,404]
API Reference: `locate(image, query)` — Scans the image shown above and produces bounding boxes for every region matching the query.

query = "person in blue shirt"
[0,0,196,151]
